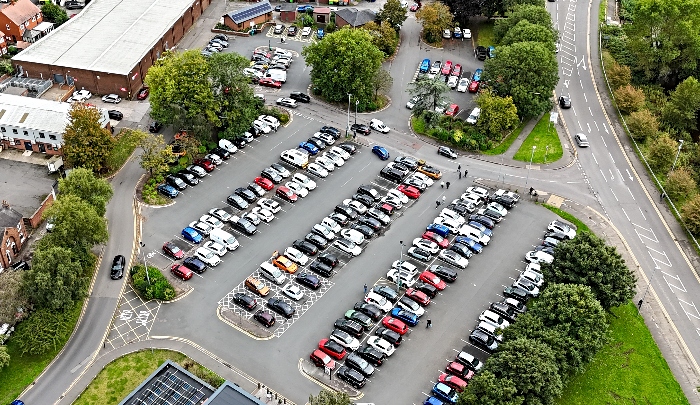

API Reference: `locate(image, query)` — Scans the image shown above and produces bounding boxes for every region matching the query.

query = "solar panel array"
[130,371,208,405]
[229,0,273,24]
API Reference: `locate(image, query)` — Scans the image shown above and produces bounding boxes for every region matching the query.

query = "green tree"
[42,195,108,250]
[626,109,659,141]
[416,2,454,43]
[500,20,555,52]
[309,390,351,405]
[0,345,9,369]
[22,246,89,311]
[371,68,393,101]
[139,133,175,176]
[661,76,700,133]
[483,41,558,118]
[408,76,451,115]
[614,84,645,113]
[41,2,68,26]
[376,0,408,29]
[58,168,113,217]
[302,28,384,110]
[11,307,75,356]
[62,103,114,173]
[363,20,399,57]
[145,50,220,133]
[682,194,700,234]
[494,5,554,43]
[0,270,27,324]
[606,60,632,90]
[647,133,678,173]
[542,231,636,309]
[458,371,523,405]
[665,167,697,201]
[476,89,520,140]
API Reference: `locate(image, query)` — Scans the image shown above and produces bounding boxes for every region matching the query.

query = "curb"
[216,305,274,341]
[296,358,363,400]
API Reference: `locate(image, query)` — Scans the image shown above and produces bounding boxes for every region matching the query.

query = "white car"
[547,220,576,239]
[463,28,472,39]
[242,212,261,226]
[480,310,510,329]
[189,221,213,236]
[525,250,554,264]
[466,107,481,125]
[258,198,281,213]
[386,268,418,287]
[412,238,439,254]
[411,172,435,186]
[253,119,272,134]
[391,260,417,273]
[340,228,365,245]
[209,208,232,223]
[443,29,451,39]
[457,78,470,92]
[313,223,336,240]
[285,181,309,198]
[196,247,222,266]
[251,206,274,222]
[333,238,362,256]
[367,336,396,356]
[282,283,305,301]
[293,173,316,190]
[515,276,540,296]
[330,146,350,160]
[438,250,469,269]
[205,153,223,166]
[460,193,482,207]
[284,247,309,266]
[276,98,298,108]
[365,292,392,312]
[307,162,329,178]
[494,189,520,202]
[330,330,360,351]
[203,241,227,256]
[525,262,543,277]
[321,217,342,234]
[440,208,466,226]
[387,188,409,204]
[447,75,459,89]
[301,26,312,36]
[486,202,508,217]
[432,216,461,233]
[466,186,490,201]
[68,89,92,102]
[102,93,121,104]
[315,156,336,172]
[381,195,404,209]
[259,115,280,131]
[406,96,419,109]
[199,214,224,229]
[369,119,390,133]
[367,208,390,225]
[342,199,367,214]
[397,297,425,317]
[323,151,345,167]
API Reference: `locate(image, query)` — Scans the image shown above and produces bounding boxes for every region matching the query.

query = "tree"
[371,69,393,101]
[0,270,27,324]
[302,28,384,110]
[408,76,451,115]
[363,21,399,57]
[494,5,554,43]
[476,89,520,140]
[22,245,89,311]
[376,0,408,30]
[646,133,678,173]
[661,76,700,133]
[542,231,636,309]
[140,133,176,176]
[488,337,563,405]
[614,84,645,113]
[11,307,75,356]
[416,2,454,43]
[41,2,68,26]
[445,0,488,19]
[606,60,632,90]
[41,195,108,250]
[0,345,9,369]
[626,109,659,141]
[666,167,697,201]
[499,20,555,52]
[62,103,114,173]
[309,389,351,405]
[682,194,700,234]
[145,50,220,134]
[458,371,523,405]
[58,168,113,217]
[483,41,558,118]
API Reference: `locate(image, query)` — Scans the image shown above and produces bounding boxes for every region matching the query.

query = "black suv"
[334,319,363,338]
[380,167,404,182]
[165,175,187,191]
[488,194,516,209]
[351,123,371,135]
[475,46,488,61]
[336,365,366,388]
[320,126,341,139]
[110,255,125,280]
[358,345,385,366]
[290,91,311,103]
[176,171,199,186]
[183,257,207,273]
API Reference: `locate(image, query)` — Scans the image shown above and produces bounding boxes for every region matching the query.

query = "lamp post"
[671,139,684,172]
[139,241,151,285]
[526,146,536,184]
[346,93,351,137]
[399,240,405,262]
[354,99,359,124]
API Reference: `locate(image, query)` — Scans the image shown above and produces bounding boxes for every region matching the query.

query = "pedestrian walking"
[426,319,432,328]
[458,164,461,172]
[464,169,468,177]
[660,192,666,202]
[364,284,368,294]
[435,200,441,209]
[529,187,535,195]
[442,195,446,203]
[446,181,450,189]
[440,181,445,189]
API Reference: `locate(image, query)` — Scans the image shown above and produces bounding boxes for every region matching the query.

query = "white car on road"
[369,119,390,133]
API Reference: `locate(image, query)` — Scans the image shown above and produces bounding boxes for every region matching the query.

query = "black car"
[429,264,458,282]
[305,232,329,249]
[165,175,187,191]
[310,261,333,277]
[542,237,560,248]
[357,185,381,201]
[350,224,375,239]
[372,285,399,302]
[183,256,207,273]
[253,310,276,327]
[232,137,247,149]
[338,142,357,155]
[351,123,371,135]
[380,167,404,183]
[408,247,431,262]
[248,182,266,197]
[374,326,402,346]
[544,231,568,241]
[335,205,358,220]
[414,281,438,298]
[334,318,363,338]
[232,217,256,235]
[468,214,495,230]
[296,272,321,289]
[261,168,283,184]
[320,126,342,139]
[394,155,419,170]
[469,329,497,352]
[475,46,488,61]
[449,243,473,259]
[352,193,374,207]
[108,110,123,120]
[318,252,339,268]
[346,310,372,330]
[345,353,375,377]
[489,194,516,209]
[110,255,125,280]
[357,216,382,231]
[437,146,458,159]
[353,302,383,321]
[446,203,468,217]
[267,298,295,318]
[233,292,257,310]
[559,95,572,109]
[176,171,199,186]
[503,286,530,302]
[290,91,311,103]
[329,212,350,226]
[358,345,385,366]
[534,245,555,255]
[211,146,232,160]
[293,239,318,256]
[335,365,366,389]
[307,137,327,150]
[234,187,258,203]
[451,201,475,214]
[149,121,163,133]
[227,194,249,210]
[503,298,527,313]
[65,0,84,9]
[489,302,517,323]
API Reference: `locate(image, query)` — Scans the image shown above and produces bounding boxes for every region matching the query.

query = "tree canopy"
[408,76,451,115]
[476,89,520,140]
[58,168,113,217]
[139,133,175,177]
[458,370,523,405]
[500,20,555,52]
[661,76,700,133]
[62,103,114,173]
[41,2,68,26]
[376,0,408,30]
[309,390,352,405]
[22,245,89,311]
[363,20,399,58]
[494,5,554,42]
[42,195,108,251]
[0,270,27,324]
[416,2,454,43]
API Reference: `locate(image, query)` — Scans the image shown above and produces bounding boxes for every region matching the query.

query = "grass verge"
[513,113,563,163]
[104,129,144,177]
[74,349,224,405]
[475,20,496,47]
[482,120,527,155]
[0,302,82,404]
[541,204,591,234]
[555,302,689,405]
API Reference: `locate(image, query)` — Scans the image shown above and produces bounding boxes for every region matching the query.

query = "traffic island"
[218,307,274,340]
[298,358,362,398]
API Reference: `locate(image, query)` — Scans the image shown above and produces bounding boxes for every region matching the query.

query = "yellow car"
[273,255,298,274]
[245,276,270,296]
[417,165,442,180]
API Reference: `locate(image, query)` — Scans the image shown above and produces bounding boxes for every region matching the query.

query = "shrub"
[614,84,645,113]
[682,195,700,235]
[626,109,659,142]
[665,167,697,202]
[646,133,678,173]
[607,60,631,90]
[131,265,175,301]
[11,307,75,356]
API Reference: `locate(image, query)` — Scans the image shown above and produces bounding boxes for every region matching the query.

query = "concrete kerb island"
[298,358,363,399]
[217,305,274,340]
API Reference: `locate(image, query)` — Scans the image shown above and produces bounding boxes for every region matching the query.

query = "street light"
[526,146,536,184]
[671,139,684,172]
[347,93,351,137]
[139,241,151,285]
[399,240,405,262]
[354,99,359,124]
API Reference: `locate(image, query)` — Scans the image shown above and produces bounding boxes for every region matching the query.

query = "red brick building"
[0,201,27,273]
[223,0,273,31]
[0,0,42,43]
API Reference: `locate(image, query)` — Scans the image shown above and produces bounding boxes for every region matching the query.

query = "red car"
[310,349,336,370]
[194,158,215,172]
[419,270,446,290]
[438,373,468,392]
[441,60,453,76]
[422,231,449,248]
[397,184,421,199]
[170,264,193,280]
[318,338,346,360]
[254,176,274,191]
[405,288,431,306]
[451,64,462,78]
[445,361,475,380]
[445,104,460,117]
[382,316,408,335]
[163,241,184,259]
[136,87,150,100]
[259,78,282,89]
[276,186,298,202]
[410,3,419,11]
[468,81,480,93]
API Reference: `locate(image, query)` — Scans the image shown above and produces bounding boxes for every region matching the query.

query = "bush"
[607,60,631,90]
[614,84,645,113]
[646,133,678,173]
[665,167,697,202]
[131,265,175,301]
[181,359,225,388]
[682,194,700,235]
[11,307,76,356]
[626,109,659,142]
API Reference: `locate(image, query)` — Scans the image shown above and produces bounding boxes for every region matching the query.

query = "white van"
[209,228,240,251]
[219,139,238,154]
[280,149,309,169]
[466,107,481,125]
[260,262,286,285]
[265,69,287,83]
[459,224,490,245]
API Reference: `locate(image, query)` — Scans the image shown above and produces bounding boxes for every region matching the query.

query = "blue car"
[468,220,492,237]
[317,28,324,39]
[157,184,179,198]
[426,223,450,238]
[472,69,483,82]
[372,145,390,160]
[487,46,496,58]
[181,227,203,244]
[299,141,319,155]
[432,382,458,404]
[423,397,444,405]
[391,307,419,326]
[454,236,483,253]
[419,58,430,73]
[297,4,314,12]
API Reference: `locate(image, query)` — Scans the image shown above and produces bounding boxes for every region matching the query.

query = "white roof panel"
[0,93,71,133]
[13,0,196,75]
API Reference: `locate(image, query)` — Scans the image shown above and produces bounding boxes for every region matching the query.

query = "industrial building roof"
[12,0,195,75]
[0,93,71,134]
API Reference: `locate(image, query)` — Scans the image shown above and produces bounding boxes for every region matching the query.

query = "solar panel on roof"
[229,1,272,24]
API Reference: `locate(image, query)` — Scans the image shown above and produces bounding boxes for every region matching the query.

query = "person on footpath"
[440,181,445,188]
[446,181,450,189]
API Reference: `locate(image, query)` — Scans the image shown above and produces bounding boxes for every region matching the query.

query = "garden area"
[512,113,563,164]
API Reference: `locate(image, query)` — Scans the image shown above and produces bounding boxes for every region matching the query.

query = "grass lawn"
[104,128,144,177]
[482,120,527,155]
[74,349,224,405]
[542,204,591,234]
[513,113,563,163]
[475,20,496,47]
[555,303,689,405]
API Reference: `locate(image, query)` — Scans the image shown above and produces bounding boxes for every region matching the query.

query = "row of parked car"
[201,33,231,57]
[245,47,292,89]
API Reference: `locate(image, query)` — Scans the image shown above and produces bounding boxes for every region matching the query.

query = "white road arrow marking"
[577,55,587,70]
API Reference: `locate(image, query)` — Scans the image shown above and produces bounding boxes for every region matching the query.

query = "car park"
[454,236,483,253]
[204,153,223,166]
[176,171,199,186]
[334,318,364,338]
[414,282,439,300]
[315,156,336,172]
[386,268,419,287]
[276,186,298,202]
[407,247,432,262]
[489,302,518,323]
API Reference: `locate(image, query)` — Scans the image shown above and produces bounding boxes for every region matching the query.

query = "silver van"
[260,262,286,285]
